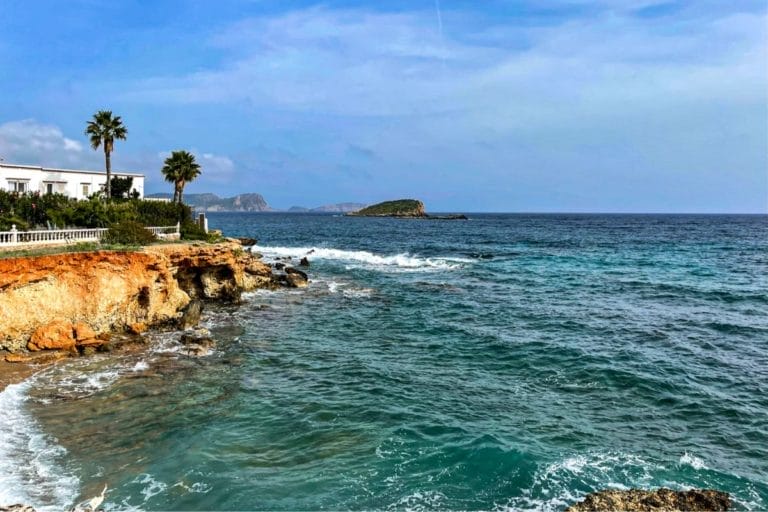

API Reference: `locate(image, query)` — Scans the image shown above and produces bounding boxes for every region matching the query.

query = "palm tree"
[161,150,202,204]
[85,110,127,200]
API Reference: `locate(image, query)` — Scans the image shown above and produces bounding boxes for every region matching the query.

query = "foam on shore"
[0,379,80,511]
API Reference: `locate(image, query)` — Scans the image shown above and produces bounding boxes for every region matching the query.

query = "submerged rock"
[179,332,216,356]
[566,488,731,512]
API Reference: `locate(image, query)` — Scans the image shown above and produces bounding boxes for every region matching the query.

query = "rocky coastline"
[0,240,307,381]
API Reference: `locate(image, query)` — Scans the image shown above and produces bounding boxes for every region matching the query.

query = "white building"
[0,162,145,199]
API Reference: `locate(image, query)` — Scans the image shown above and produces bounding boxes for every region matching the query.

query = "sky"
[0,0,766,212]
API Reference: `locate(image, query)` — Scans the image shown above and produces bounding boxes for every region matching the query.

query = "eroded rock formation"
[0,241,274,354]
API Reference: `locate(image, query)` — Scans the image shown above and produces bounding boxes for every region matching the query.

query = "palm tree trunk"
[178,180,185,205]
[104,149,112,201]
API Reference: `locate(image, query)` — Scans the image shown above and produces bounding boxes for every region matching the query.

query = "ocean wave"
[679,452,708,470]
[0,380,80,511]
[253,245,472,272]
[499,451,664,511]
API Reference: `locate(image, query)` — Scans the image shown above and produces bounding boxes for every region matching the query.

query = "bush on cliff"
[102,220,158,245]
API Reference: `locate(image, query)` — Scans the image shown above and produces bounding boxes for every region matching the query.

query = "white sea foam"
[0,380,80,511]
[500,451,665,511]
[253,245,471,272]
[131,361,150,372]
[679,452,708,470]
[134,473,168,502]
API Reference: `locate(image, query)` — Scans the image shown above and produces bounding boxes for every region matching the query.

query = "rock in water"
[235,237,257,247]
[178,300,204,330]
[299,257,310,267]
[566,488,731,512]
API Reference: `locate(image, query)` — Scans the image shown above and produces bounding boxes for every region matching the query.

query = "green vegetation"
[161,150,202,204]
[350,199,425,217]
[102,220,158,245]
[0,191,190,230]
[85,110,128,201]
[110,176,140,199]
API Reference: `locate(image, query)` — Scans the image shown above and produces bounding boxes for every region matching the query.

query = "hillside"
[146,193,271,212]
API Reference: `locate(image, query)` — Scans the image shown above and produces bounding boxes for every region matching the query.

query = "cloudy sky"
[0,0,765,212]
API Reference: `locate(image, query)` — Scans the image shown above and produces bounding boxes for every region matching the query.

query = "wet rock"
[178,300,204,330]
[235,237,257,247]
[566,488,731,512]
[299,257,310,267]
[5,349,72,364]
[179,332,216,357]
[1,505,37,511]
[27,320,76,352]
[274,262,286,270]
[285,267,308,280]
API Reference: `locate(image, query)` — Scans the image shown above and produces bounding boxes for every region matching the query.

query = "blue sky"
[0,0,765,212]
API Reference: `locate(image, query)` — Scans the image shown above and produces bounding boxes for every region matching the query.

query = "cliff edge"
[0,241,276,354]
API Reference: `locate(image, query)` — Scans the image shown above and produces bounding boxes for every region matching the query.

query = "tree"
[109,176,134,199]
[85,110,127,201]
[161,150,202,204]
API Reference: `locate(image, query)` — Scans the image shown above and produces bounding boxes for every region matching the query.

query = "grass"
[0,242,150,259]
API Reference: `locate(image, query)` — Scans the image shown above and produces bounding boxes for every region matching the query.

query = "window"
[81,184,90,197]
[45,183,54,194]
[8,181,28,193]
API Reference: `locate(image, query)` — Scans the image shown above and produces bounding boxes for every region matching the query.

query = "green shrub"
[135,200,190,226]
[0,216,30,231]
[180,220,208,240]
[102,220,157,245]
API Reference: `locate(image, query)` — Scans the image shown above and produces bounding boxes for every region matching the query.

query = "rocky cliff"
[146,193,271,212]
[0,241,275,354]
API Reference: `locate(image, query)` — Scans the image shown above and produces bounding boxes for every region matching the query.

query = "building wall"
[0,163,144,199]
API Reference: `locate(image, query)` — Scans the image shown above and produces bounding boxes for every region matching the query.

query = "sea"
[1,213,766,511]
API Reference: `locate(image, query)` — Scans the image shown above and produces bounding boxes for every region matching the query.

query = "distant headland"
[146,192,365,213]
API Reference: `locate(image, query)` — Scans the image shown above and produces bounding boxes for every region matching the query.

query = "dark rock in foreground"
[567,488,731,512]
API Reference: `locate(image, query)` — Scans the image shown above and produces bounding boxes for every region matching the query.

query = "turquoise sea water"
[1,213,767,511]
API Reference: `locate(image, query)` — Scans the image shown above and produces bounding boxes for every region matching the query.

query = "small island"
[347,199,467,219]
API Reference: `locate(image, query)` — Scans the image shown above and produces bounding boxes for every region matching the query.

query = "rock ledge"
[567,488,731,512]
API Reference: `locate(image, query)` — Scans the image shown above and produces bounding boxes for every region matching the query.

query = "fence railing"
[0,223,180,247]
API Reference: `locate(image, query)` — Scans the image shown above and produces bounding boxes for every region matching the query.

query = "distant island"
[288,203,367,213]
[347,199,467,219]
[146,193,365,213]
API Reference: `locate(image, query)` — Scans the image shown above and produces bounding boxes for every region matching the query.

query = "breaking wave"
[253,245,472,271]
[0,379,80,511]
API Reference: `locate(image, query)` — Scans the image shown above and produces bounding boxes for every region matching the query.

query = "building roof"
[0,162,144,178]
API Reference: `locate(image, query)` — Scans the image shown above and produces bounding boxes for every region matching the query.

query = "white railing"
[0,222,180,247]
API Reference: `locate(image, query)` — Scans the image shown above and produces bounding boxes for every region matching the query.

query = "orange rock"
[77,338,105,347]
[28,320,76,351]
[73,322,97,342]
[5,353,32,363]
[127,322,147,334]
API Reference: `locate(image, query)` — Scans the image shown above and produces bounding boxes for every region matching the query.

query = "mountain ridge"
[146,193,365,213]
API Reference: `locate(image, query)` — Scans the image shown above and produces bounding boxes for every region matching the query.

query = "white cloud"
[0,119,87,166]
